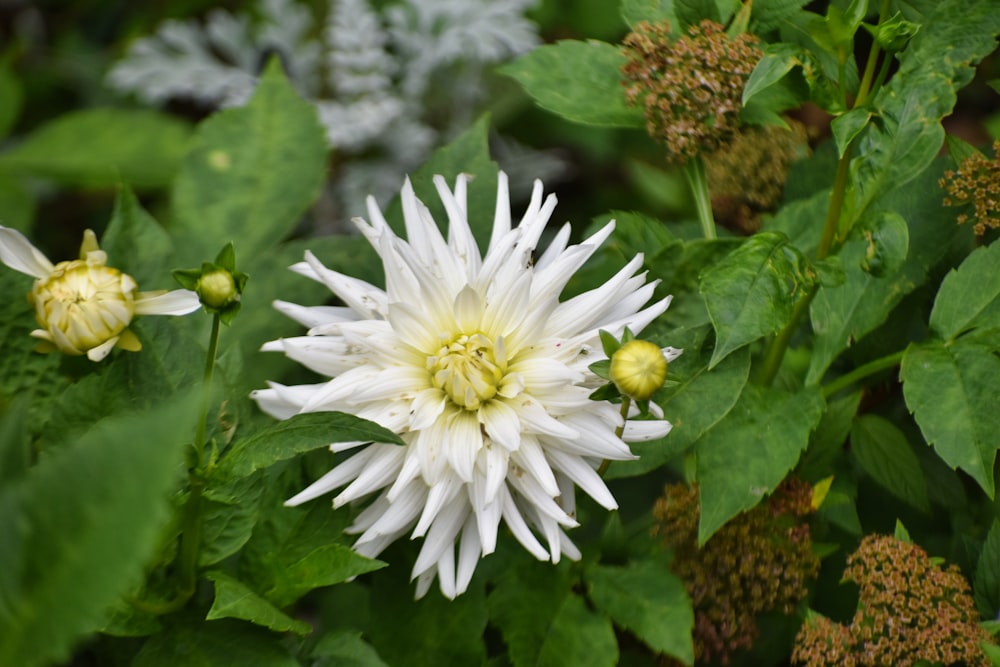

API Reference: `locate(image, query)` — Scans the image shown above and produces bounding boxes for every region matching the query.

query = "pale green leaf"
[930,240,1000,342]
[170,59,326,264]
[205,571,311,635]
[696,384,824,542]
[850,414,930,512]
[0,397,198,667]
[0,109,191,188]
[901,339,1000,497]
[499,40,644,128]
[700,232,801,367]
[587,561,693,663]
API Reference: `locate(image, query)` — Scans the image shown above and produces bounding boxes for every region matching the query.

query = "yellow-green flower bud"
[609,339,668,401]
[30,237,138,360]
[197,268,239,309]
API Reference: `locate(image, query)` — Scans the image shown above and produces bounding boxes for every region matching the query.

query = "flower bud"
[609,339,668,401]
[197,268,239,309]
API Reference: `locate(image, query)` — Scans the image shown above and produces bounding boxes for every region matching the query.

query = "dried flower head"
[653,478,819,665]
[705,120,811,233]
[793,534,994,667]
[621,19,762,164]
[940,139,1000,235]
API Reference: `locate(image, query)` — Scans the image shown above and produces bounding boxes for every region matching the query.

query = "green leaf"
[798,391,860,481]
[205,571,311,635]
[700,232,802,367]
[696,384,824,543]
[831,108,871,158]
[850,414,930,513]
[499,40,644,128]
[0,173,35,232]
[975,520,1000,619]
[901,339,1000,496]
[0,397,198,667]
[0,108,192,188]
[751,0,811,33]
[367,563,488,667]
[213,412,403,483]
[930,240,1000,341]
[311,630,389,667]
[133,616,300,667]
[0,395,30,486]
[859,211,909,277]
[742,43,803,105]
[101,184,175,286]
[170,59,327,264]
[587,561,693,663]
[674,0,739,27]
[620,0,679,28]
[0,58,24,140]
[200,476,264,566]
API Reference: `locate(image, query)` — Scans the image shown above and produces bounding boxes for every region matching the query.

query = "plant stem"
[685,156,716,240]
[821,349,905,399]
[599,397,632,476]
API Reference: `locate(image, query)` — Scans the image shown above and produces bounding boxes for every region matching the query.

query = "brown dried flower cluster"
[653,478,819,665]
[793,534,993,667]
[705,120,811,233]
[621,19,762,164]
[940,140,1000,235]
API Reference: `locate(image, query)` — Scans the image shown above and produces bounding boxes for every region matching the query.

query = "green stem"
[685,156,716,240]
[821,349,905,399]
[599,398,632,476]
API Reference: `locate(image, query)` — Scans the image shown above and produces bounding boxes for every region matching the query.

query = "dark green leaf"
[213,412,403,483]
[700,232,802,367]
[96,598,162,638]
[0,173,35,232]
[0,109,191,188]
[200,476,264,566]
[696,384,824,542]
[975,520,1000,619]
[751,0,811,33]
[587,561,693,663]
[850,414,930,512]
[499,40,644,128]
[311,631,389,667]
[930,240,1000,342]
[101,184,174,286]
[0,397,198,667]
[0,395,30,486]
[205,571,311,635]
[901,339,1000,496]
[674,0,739,27]
[133,616,299,667]
[798,391,860,481]
[0,59,23,140]
[170,59,326,264]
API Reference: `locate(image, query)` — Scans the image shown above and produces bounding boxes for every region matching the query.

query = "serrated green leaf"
[101,184,174,286]
[930,240,1000,342]
[200,476,264,566]
[696,384,824,543]
[587,561,693,663]
[170,59,326,264]
[539,593,619,667]
[205,571,311,635]
[213,412,403,483]
[700,232,801,367]
[0,108,191,188]
[499,40,644,128]
[311,630,389,667]
[850,414,930,513]
[901,339,1000,497]
[975,520,1000,619]
[367,562,488,667]
[0,397,198,667]
[620,0,678,28]
[133,616,300,667]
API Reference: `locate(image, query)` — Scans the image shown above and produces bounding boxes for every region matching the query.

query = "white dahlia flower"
[253,172,679,598]
[0,226,200,361]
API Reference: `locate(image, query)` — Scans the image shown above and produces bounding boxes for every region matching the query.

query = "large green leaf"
[205,571,311,635]
[101,185,175,287]
[499,40,644,128]
[170,59,327,264]
[489,559,618,667]
[200,476,264,566]
[0,397,198,667]
[133,617,299,667]
[0,173,35,232]
[850,414,930,513]
[975,520,1000,620]
[212,412,404,483]
[901,339,1000,496]
[696,384,824,543]
[0,108,191,188]
[0,58,23,140]
[930,240,1000,342]
[587,561,693,664]
[311,631,389,667]
[700,232,803,367]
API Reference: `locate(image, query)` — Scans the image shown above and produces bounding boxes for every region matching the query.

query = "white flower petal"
[0,225,54,278]
[134,289,201,315]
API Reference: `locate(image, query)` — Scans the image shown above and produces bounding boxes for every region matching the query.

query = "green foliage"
[929,239,1000,341]
[205,571,311,635]
[850,413,930,513]
[133,616,299,667]
[975,520,1000,620]
[0,397,198,667]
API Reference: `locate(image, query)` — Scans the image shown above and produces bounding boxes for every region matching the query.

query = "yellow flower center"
[31,254,137,355]
[609,339,668,401]
[428,333,508,410]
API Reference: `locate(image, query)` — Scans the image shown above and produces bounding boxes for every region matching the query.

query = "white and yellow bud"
[609,339,669,401]
[197,268,239,309]
[0,226,200,362]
